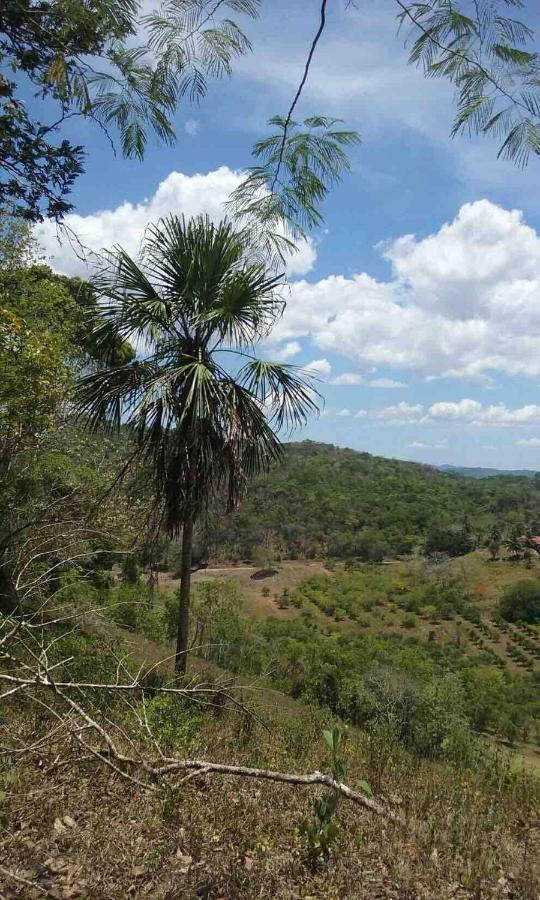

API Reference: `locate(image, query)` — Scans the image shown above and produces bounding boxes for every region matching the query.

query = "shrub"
[143,695,205,753]
[402,613,416,629]
[498,580,540,625]
[424,527,474,558]
[106,583,168,643]
[409,673,478,764]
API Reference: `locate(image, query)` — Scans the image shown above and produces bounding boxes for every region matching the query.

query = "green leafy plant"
[0,790,8,828]
[300,726,366,867]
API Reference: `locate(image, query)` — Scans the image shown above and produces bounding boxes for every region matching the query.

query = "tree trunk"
[0,549,18,615]
[175,515,194,675]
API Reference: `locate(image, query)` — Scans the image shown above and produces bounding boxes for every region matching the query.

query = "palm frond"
[238,359,320,433]
[76,213,318,533]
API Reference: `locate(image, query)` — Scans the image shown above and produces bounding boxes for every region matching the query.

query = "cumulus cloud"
[305,358,332,377]
[270,200,540,381]
[323,398,540,429]
[271,341,302,361]
[373,402,424,425]
[426,400,540,426]
[371,399,540,427]
[427,399,482,421]
[330,372,364,385]
[369,378,407,389]
[35,167,316,279]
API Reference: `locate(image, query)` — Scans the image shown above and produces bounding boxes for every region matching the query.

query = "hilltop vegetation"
[439,465,539,480]
[207,441,540,563]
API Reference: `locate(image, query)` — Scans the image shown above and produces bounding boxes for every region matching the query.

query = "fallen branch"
[0,864,47,895]
[148,758,400,822]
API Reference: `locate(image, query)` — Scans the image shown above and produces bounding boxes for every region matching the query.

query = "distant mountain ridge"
[437,464,538,480]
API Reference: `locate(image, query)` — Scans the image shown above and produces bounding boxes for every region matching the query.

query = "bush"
[143,695,205,753]
[409,673,479,764]
[402,613,416,629]
[106,583,168,643]
[498,580,540,625]
[425,527,474,558]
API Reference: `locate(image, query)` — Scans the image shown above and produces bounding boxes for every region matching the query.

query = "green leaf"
[322,729,334,751]
[358,779,373,797]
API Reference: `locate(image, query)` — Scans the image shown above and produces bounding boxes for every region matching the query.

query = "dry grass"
[1,686,539,899]
[160,560,330,620]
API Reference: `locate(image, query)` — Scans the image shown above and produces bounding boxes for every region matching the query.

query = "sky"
[33,0,540,470]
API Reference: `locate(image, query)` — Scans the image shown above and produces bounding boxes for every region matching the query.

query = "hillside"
[207,441,540,562]
[3,564,539,898]
[438,465,538,479]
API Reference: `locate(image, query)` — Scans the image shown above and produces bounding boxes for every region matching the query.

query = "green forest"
[206,440,540,562]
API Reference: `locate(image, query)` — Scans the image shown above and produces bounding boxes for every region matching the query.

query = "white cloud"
[426,401,540,427]
[184,119,199,136]
[516,438,540,447]
[373,402,424,425]
[35,167,316,279]
[329,373,406,388]
[427,399,482,421]
[271,340,302,361]
[369,378,407,389]
[407,440,448,449]
[305,358,332,377]
[328,399,540,429]
[322,407,366,419]
[330,372,364,385]
[269,200,540,382]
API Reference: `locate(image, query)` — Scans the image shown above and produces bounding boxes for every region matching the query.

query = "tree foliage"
[205,441,540,563]
[499,579,540,624]
[399,0,540,165]
[0,0,258,220]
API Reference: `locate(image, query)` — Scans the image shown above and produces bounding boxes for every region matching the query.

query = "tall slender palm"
[76,214,317,673]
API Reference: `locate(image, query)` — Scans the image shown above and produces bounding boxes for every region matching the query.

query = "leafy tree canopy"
[0,0,258,220]
[499,579,540,624]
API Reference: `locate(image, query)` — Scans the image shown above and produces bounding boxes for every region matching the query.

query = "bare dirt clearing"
[159,560,331,619]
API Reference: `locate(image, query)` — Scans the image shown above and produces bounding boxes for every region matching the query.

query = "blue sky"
[35,0,540,470]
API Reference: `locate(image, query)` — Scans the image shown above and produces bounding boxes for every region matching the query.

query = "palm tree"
[488,524,502,561]
[76,214,317,673]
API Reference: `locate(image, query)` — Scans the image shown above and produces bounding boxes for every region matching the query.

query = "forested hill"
[209,441,540,562]
[438,464,538,479]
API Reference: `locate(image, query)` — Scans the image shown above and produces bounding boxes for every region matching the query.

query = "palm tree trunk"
[175,514,194,675]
